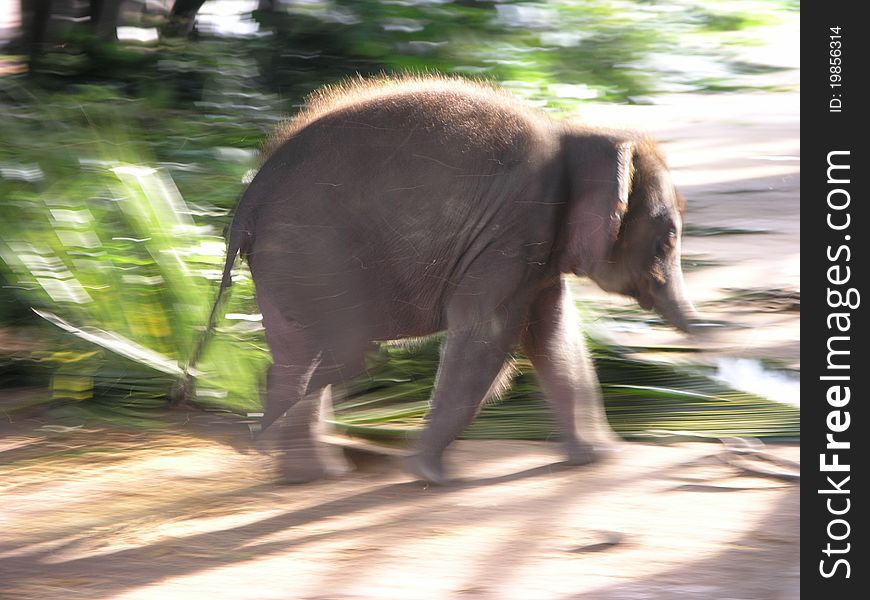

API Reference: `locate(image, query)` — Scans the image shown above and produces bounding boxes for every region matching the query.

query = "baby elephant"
[201,76,696,484]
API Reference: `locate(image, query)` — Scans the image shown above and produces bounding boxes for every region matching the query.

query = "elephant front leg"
[410,320,521,484]
[521,280,618,465]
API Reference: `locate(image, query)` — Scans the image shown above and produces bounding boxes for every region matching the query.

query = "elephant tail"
[173,209,255,406]
[218,216,254,292]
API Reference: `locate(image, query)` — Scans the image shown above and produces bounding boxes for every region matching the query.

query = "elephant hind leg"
[274,385,351,484]
[258,295,322,430]
[257,295,336,483]
[258,296,373,484]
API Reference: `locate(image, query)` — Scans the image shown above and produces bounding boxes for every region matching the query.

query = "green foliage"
[21,0,793,107]
[0,82,269,411]
[330,335,799,443]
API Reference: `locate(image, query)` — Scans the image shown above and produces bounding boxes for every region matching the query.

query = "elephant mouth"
[638,293,654,311]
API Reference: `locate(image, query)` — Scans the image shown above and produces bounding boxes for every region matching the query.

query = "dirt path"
[0,428,798,600]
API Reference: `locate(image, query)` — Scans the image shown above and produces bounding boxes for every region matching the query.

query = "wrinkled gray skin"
[214,78,696,484]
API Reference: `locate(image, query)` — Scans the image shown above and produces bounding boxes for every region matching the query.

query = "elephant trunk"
[651,264,698,334]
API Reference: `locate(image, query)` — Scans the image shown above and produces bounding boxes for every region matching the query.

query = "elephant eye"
[656,230,676,256]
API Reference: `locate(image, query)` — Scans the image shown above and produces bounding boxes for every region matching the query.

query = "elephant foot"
[255,426,351,485]
[564,440,619,466]
[276,440,325,484]
[318,440,353,478]
[278,440,352,484]
[279,459,328,484]
[406,453,448,485]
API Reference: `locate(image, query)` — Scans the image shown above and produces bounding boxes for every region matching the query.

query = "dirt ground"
[0,428,798,600]
[0,23,800,600]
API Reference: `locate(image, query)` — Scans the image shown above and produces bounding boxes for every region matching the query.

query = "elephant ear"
[560,133,634,276]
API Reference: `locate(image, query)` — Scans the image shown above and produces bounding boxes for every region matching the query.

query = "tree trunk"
[89,0,123,41]
[18,0,54,58]
[164,0,207,37]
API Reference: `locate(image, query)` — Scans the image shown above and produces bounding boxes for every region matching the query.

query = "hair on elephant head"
[190,75,698,485]
[560,131,697,332]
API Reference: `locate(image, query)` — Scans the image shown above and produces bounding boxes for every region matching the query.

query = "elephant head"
[560,129,698,333]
